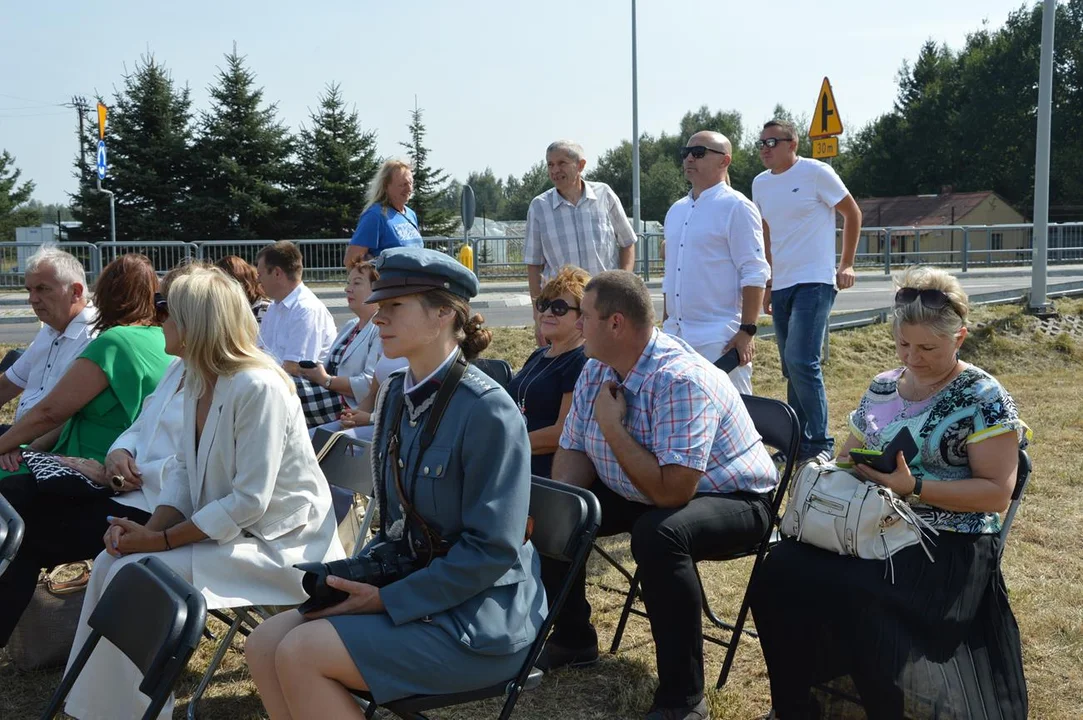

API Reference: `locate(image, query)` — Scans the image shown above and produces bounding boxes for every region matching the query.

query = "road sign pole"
[1029,0,1056,315]
[95,177,116,244]
[631,0,642,242]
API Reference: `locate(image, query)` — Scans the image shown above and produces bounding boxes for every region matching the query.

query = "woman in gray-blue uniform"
[246,247,546,718]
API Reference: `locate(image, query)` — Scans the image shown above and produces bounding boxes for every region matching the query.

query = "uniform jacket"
[371,363,547,656]
[158,366,345,609]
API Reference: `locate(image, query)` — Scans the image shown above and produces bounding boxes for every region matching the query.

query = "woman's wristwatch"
[906,475,924,505]
[324,376,335,389]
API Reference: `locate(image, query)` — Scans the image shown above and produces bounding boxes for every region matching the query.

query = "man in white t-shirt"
[255,241,337,372]
[0,247,97,434]
[751,119,862,462]
[662,131,770,394]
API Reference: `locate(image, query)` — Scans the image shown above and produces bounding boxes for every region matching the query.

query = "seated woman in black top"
[508,265,589,478]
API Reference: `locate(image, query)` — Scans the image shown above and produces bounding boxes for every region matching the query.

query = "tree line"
[2,1,1081,242]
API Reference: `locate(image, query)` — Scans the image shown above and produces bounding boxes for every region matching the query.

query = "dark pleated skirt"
[749,533,1027,719]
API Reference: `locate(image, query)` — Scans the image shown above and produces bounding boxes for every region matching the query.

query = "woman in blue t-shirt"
[344,159,423,266]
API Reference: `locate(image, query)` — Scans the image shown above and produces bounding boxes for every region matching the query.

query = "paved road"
[1,273,1081,345]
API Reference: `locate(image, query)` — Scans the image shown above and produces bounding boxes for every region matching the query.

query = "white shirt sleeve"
[605,186,637,248]
[815,161,849,209]
[727,200,771,288]
[523,197,544,265]
[5,331,46,388]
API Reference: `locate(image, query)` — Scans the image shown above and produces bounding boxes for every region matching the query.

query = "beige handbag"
[780,460,938,581]
[7,562,91,670]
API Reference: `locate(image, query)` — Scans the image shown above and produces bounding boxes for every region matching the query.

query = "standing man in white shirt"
[255,241,336,373]
[752,119,862,463]
[662,131,770,394]
[0,247,96,433]
[525,140,637,344]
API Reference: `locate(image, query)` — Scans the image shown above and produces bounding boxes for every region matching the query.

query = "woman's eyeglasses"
[154,292,168,316]
[894,287,951,310]
[535,297,580,317]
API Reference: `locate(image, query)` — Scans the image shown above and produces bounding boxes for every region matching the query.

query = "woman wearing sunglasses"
[750,266,1029,718]
[507,265,590,478]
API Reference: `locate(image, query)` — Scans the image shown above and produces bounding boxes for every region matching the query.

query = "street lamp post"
[631,0,641,238]
[1029,0,1057,315]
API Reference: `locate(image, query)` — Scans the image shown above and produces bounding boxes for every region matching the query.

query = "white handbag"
[780,460,938,580]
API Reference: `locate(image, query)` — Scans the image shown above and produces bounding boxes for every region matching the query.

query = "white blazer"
[323,317,381,408]
[158,366,345,609]
[109,359,185,515]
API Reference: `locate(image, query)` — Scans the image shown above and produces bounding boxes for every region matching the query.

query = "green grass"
[3,298,1083,718]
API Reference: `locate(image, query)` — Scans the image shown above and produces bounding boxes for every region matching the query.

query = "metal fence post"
[642,233,651,282]
[961,228,969,273]
[883,229,892,275]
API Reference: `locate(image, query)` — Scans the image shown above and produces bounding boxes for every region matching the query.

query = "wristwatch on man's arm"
[739,323,758,336]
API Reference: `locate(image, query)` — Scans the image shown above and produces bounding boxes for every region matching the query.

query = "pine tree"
[289,83,379,238]
[0,150,37,240]
[71,55,194,243]
[189,45,292,239]
[400,103,457,236]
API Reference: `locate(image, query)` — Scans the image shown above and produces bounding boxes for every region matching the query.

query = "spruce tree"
[289,83,379,238]
[400,104,458,236]
[0,150,37,240]
[190,46,292,239]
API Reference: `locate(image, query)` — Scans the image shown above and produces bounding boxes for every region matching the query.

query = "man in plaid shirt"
[539,271,778,720]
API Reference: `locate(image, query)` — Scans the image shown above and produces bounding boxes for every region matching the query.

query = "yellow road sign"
[812,136,839,159]
[809,77,843,139]
[97,102,108,140]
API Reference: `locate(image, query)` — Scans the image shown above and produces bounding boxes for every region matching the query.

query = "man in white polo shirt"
[662,131,770,394]
[525,140,637,344]
[0,247,96,433]
[752,118,862,462]
[255,241,336,372]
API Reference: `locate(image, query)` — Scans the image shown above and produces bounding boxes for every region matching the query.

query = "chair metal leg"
[609,569,641,655]
[187,610,247,720]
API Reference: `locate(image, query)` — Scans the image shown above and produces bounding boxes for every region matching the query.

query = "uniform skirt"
[749,532,1027,719]
[327,613,532,704]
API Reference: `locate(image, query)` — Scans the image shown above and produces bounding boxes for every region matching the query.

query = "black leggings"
[0,473,150,645]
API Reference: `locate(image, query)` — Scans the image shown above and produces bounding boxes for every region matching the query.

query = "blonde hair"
[168,265,292,398]
[539,265,591,305]
[892,265,969,337]
[364,159,413,215]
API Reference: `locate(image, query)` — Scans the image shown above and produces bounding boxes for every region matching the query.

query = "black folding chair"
[41,556,207,720]
[0,492,25,577]
[471,358,514,390]
[605,394,801,689]
[0,348,23,373]
[354,476,602,720]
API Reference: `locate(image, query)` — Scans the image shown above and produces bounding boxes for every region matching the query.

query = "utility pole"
[69,96,89,171]
[1028,0,1057,316]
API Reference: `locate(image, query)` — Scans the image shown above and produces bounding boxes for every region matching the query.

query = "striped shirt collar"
[548,179,598,209]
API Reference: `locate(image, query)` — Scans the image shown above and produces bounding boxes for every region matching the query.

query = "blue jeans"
[771,283,837,458]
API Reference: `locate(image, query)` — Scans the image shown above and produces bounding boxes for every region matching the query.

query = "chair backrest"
[313,429,375,498]
[528,476,602,563]
[998,448,1032,550]
[0,348,23,374]
[740,394,801,517]
[0,493,25,576]
[43,556,207,720]
[471,358,514,390]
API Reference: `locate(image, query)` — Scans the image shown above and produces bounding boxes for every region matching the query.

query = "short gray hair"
[546,140,586,164]
[25,247,86,289]
[892,266,968,337]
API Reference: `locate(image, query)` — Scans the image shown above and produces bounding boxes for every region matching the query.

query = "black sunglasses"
[154,292,168,315]
[679,145,728,160]
[535,297,580,317]
[894,287,952,310]
[754,137,793,149]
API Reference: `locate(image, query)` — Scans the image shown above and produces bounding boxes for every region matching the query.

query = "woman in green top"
[0,254,172,648]
[0,253,171,478]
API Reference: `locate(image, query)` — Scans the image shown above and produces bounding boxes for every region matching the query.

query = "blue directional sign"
[96,140,107,180]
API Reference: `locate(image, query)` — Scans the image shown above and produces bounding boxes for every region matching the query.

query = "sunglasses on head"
[754,137,793,149]
[679,145,728,160]
[154,292,168,316]
[894,287,952,310]
[535,297,580,317]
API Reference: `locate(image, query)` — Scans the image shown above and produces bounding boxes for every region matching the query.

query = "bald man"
[661,131,770,394]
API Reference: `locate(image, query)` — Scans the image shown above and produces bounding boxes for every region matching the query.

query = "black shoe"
[534,639,599,671]
[645,698,710,720]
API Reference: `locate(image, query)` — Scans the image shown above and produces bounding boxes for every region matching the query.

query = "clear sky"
[1,0,1033,203]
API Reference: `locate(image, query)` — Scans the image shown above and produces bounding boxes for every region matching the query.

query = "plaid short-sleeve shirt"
[559,330,778,503]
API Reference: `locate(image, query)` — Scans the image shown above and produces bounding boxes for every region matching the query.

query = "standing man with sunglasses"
[752,119,862,463]
[525,140,637,344]
[662,131,770,394]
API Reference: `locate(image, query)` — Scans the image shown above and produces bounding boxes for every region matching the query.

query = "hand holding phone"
[298,360,318,369]
[850,427,919,474]
[714,348,740,373]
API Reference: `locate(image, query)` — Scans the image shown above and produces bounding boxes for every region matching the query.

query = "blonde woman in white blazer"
[62,264,344,720]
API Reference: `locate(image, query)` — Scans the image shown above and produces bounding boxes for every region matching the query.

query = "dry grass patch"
[3,298,1083,718]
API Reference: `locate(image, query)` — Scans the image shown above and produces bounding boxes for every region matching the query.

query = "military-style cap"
[366,247,480,303]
